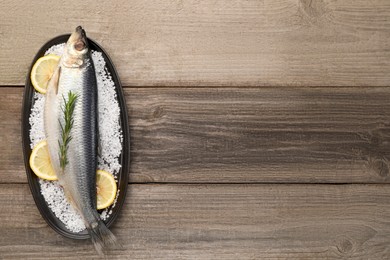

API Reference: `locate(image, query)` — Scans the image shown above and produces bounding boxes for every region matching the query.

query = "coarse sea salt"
[29,43,122,233]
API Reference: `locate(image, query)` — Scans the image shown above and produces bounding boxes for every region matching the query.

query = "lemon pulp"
[30,54,60,94]
[96,170,117,210]
[29,140,58,181]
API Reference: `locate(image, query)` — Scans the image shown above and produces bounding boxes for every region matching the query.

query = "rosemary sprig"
[59,91,78,170]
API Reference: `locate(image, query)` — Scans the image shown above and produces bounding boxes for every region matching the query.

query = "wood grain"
[1,184,390,259]
[1,0,390,86]
[3,87,390,184]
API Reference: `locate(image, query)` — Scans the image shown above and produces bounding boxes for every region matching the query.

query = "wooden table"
[1,1,390,259]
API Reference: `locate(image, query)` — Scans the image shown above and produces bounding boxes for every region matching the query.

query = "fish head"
[62,26,90,68]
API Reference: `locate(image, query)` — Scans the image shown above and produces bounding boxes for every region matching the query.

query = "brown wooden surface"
[1,0,390,259]
[1,0,390,87]
[1,184,390,259]
[1,87,390,184]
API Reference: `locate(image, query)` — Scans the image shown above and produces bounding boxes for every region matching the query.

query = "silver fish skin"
[44,26,117,254]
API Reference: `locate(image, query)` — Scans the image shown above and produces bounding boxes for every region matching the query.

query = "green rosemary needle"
[59,91,78,170]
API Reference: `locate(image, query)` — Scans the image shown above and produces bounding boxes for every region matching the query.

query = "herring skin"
[44,26,117,254]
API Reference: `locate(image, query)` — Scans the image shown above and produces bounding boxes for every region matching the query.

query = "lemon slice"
[29,140,58,181]
[96,170,117,210]
[30,54,60,94]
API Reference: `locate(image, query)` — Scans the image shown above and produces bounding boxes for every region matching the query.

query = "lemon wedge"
[30,54,60,94]
[29,140,58,181]
[96,170,117,210]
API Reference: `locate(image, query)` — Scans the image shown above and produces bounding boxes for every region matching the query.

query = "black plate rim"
[22,34,130,240]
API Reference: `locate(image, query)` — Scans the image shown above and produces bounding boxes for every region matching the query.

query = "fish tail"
[89,220,121,255]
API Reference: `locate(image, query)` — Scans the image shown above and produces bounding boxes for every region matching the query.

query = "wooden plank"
[3,87,390,184]
[127,87,390,183]
[1,183,390,259]
[0,88,24,183]
[1,0,390,86]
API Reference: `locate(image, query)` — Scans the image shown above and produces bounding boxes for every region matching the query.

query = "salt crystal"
[29,93,45,149]
[45,43,65,56]
[29,43,123,233]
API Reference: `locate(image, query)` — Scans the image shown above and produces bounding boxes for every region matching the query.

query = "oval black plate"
[22,35,129,239]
